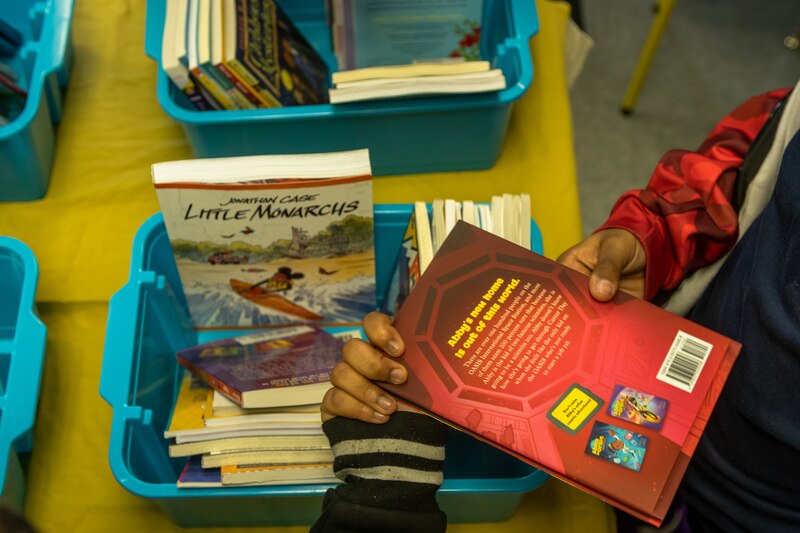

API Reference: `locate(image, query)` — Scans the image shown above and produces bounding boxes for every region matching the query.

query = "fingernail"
[372,411,388,422]
[597,279,613,298]
[389,368,405,384]
[377,395,392,409]
[387,339,401,355]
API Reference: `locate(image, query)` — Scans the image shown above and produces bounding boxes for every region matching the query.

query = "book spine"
[216,61,267,107]
[203,61,254,109]
[226,58,282,108]
[187,69,223,110]
[178,356,244,406]
[191,65,235,109]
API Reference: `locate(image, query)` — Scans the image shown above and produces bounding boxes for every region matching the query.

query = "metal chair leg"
[620,0,677,115]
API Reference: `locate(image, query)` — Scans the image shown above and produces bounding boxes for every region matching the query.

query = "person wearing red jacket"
[312,83,800,533]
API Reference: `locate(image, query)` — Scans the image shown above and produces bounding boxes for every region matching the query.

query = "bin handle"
[39,0,75,77]
[144,0,166,61]
[2,239,46,448]
[99,277,148,409]
[509,0,539,41]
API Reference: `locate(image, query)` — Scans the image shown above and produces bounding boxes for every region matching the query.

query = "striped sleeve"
[310,412,449,533]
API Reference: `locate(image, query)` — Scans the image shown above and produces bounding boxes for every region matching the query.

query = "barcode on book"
[657,331,713,393]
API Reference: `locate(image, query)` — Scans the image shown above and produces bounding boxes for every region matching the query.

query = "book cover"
[152,150,375,329]
[380,202,430,316]
[381,221,742,526]
[340,0,483,69]
[227,0,329,108]
[176,325,344,408]
[177,456,223,488]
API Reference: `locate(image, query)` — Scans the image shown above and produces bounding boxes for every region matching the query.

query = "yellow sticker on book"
[547,384,603,434]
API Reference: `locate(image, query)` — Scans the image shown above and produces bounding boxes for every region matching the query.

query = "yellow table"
[0,0,614,531]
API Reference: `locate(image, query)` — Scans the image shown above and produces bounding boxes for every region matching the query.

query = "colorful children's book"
[152,149,374,329]
[227,0,330,107]
[176,325,344,408]
[331,0,483,70]
[381,221,742,527]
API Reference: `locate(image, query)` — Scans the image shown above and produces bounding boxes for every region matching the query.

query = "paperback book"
[152,149,375,329]
[330,0,483,70]
[381,194,531,316]
[381,221,742,526]
[176,325,344,408]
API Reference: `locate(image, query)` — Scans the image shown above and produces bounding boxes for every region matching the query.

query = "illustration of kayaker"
[249,266,304,293]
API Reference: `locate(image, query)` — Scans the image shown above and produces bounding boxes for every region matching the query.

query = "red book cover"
[383,221,741,526]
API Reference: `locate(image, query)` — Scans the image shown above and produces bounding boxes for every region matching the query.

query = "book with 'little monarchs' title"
[152,149,375,329]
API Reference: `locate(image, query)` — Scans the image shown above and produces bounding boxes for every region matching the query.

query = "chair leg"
[620,0,677,115]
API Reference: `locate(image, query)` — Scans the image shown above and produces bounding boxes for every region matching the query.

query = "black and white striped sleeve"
[310,412,450,533]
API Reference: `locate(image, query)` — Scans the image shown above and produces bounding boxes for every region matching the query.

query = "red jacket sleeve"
[597,88,791,301]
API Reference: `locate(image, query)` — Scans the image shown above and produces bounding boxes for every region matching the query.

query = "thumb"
[589,234,630,301]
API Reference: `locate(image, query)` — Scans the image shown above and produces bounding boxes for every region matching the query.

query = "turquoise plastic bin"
[0,237,46,512]
[100,205,548,527]
[0,0,75,201]
[144,0,539,176]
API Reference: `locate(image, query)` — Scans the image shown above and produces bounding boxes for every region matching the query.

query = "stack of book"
[161,0,329,111]
[381,193,531,315]
[328,60,506,104]
[166,326,359,488]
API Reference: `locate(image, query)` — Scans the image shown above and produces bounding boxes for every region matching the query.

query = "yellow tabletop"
[0,0,613,531]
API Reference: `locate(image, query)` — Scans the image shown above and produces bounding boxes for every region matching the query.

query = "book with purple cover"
[177,325,344,408]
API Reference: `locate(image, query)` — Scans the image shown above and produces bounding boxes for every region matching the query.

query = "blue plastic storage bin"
[100,204,547,527]
[0,237,46,512]
[0,0,75,201]
[144,0,538,176]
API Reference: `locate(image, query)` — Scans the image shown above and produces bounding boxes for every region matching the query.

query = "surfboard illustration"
[229,279,323,321]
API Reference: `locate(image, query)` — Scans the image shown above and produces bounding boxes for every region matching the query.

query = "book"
[331,60,491,85]
[380,195,530,315]
[330,0,484,70]
[208,0,255,109]
[329,68,506,104]
[162,0,216,110]
[226,0,329,108]
[202,447,334,468]
[151,149,375,329]
[187,0,237,109]
[169,433,330,457]
[208,327,362,417]
[220,462,337,486]
[164,370,323,440]
[176,325,344,408]
[380,221,742,526]
[177,456,223,487]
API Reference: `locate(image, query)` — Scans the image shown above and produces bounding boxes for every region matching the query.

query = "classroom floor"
[571,0,800,237]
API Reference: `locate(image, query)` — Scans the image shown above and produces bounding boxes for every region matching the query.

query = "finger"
[321,386,391,424]
[556,234,603,276]
[343,336,407,384]
[590,234,632,301]
[328,360,398,418]
[362,311,404,357]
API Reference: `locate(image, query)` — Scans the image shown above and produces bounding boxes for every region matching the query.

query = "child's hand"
[557,228,647,301]
[321,312,407,423]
